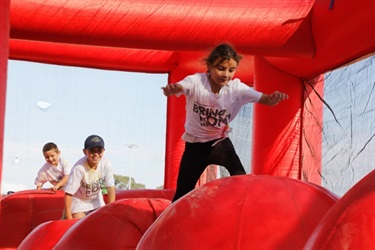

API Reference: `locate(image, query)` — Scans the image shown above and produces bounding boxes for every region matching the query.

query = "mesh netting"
[320,55,375,196]
[2,61,167,193]
[227,103,253,176]
[229,54,375,196]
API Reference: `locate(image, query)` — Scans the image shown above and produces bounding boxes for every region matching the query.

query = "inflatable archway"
[0,0,374,249]
[1,0,374,192]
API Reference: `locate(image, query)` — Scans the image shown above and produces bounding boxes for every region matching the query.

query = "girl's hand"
[259,91,289,106]
[161,84,183,96]
[268,91,289,105]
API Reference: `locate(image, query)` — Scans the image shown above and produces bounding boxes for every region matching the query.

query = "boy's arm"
[106,186,116,203]
[53,175,69,191]
[35,167,45,190]
[64,193,73,219]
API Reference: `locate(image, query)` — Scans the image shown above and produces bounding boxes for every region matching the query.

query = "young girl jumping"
[162,43,289,202]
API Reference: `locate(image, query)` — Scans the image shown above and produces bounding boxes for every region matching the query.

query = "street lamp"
[127,144,137,189]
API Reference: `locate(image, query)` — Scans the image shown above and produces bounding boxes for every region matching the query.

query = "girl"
[162,43,289,202]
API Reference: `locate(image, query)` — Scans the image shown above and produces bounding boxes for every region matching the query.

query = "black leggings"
[172,138,246,202]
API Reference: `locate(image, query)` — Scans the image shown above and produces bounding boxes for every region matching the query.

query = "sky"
[1,60,168,193]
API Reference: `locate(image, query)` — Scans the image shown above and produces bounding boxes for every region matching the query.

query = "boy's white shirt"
[64,156,115,214]
[34,157,71,187]
[177,73,262,143]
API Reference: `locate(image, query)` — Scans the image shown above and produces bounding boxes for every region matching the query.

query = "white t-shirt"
[177,73,263,142]
[64,156,115,214]
[34,157,71,188]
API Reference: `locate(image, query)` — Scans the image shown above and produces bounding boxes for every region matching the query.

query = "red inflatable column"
[0,0,10,196]
[163,68,187,189]
[252,56,305,179]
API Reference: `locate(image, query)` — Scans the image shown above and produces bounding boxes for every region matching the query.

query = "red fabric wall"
[252,56,306,177]
[9,0,315,56]
[252,56,324,182]
[301,75,324,184]
[0,0,10,196]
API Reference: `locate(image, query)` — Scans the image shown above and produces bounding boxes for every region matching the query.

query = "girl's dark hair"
[43,142,58,152]
[205,43,242,68]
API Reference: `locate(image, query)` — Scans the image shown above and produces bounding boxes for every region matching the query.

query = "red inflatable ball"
[54,198,171,249]
[137,175,338,249]
[18,219,78,250]
[304,169,375,250]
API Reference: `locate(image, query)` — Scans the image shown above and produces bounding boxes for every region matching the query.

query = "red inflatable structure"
[0,0,374,249]
[1,189,175,249]
[54,198,171,249]
[304,169,375,249]
[137,175,339,249]
[18,198,171,250]
[1,0,374,191]
[17,219,78,250]
[0,190,65,248]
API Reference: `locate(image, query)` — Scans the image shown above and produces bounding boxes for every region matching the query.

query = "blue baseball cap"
[84,135,105,149]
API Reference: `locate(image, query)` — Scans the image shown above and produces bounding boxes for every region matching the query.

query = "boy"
[64,135,116,219]
[35,142,71,191]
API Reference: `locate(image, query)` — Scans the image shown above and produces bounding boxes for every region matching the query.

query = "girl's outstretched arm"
[161,83,183,97]
[258,91,289,106]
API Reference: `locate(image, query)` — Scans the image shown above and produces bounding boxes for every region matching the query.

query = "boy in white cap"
[64,135,116,219]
